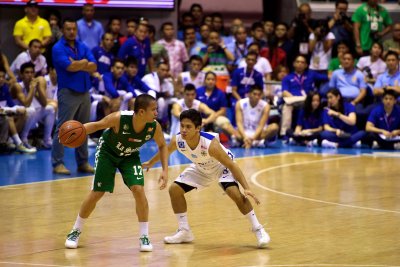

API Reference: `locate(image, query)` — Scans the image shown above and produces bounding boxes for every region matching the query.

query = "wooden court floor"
[0,153,399,267]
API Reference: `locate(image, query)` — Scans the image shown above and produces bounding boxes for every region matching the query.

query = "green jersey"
[100,111,157,157]
[352,3,392,51]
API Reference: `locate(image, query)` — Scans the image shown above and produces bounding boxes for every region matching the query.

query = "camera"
[298,13,306,21]
[363,67,374,80]
[339,11,348,23]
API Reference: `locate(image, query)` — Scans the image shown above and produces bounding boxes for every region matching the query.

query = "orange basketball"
[58,120,87,148]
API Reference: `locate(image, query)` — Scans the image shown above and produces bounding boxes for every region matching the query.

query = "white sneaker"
[65,229,81,249]
[372,141,380,149]
[253,225,270,248]
[394,143,400,150]
[306,139,318,147]
[139,235,153,252]
[353,141,362,148]
[164,228,194,244]
[321,140,338,149]
[17,143,37,153]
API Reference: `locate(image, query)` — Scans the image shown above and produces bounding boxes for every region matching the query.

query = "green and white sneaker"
[139,235,153,252]
[65,229,81,249]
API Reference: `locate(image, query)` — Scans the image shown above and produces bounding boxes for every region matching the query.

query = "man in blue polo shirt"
[366,89,400,149]
[373,51,400,100]
[92,32,114,74]
[52,18,97,175]
[118,23,152,78]
[77,4,104,50]
[123,56,154,97]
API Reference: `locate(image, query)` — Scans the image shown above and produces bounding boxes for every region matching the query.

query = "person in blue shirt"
[231,51,264,103]
[123,56,154,97]
[92,32,115,75]
[77,4,104,50]
[118,24,152,78]
[366,89,400,149]
[197,71,240,142]
[288,91,323,146]
[373,51,400,99]
[51,18,97,175]
[321,88,365,148]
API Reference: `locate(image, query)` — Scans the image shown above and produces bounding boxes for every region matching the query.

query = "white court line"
[0,262,74,267]
[240,265,400,267]
[0,152,294,189]
[250,155,400,214]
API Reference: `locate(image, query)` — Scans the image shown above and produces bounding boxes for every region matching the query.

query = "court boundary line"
[240,265,400,267]
[0,262,74,267]
[250,155,400,214]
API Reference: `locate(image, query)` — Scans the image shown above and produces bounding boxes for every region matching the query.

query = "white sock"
[245,209,261,229]
[12,134,22,146]
[73,214,86,231]
[139,222,149,237]
[176,212,190,230]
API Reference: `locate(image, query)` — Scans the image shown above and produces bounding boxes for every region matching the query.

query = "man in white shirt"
[142,61,175,124]
[176,55,205,97]
[11,39,47,77]
[235,85,279,148]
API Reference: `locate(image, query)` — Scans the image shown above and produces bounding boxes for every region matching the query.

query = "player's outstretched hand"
[243,189,261,205]
[142,161,154,172]
[158,171,168,190]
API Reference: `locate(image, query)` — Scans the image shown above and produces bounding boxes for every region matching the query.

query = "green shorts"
[93,148,144,193]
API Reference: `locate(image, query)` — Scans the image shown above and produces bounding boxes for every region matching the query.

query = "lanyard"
[384,112,392,129]
[67,44,78,59]
[243,68,255,88]
[235,42,246,58]
[293,73,306,95]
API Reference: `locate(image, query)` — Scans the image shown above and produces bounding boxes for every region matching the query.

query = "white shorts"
[175,164,237,191]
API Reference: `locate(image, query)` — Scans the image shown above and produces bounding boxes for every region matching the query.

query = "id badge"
[141,57,146,65]
[299,42,309,55]
[370,21,378,31]
[313,56,320,68]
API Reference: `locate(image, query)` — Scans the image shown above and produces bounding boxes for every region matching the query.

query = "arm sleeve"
[103,73,120,98]
[13,21,23,36]
[328,72,336,88]
[230,70,240,87]
[42,20,52,37]
[52,44,71,70]
[282,76,290,93]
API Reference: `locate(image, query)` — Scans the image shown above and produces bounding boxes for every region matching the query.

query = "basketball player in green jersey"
[64,94,169,252]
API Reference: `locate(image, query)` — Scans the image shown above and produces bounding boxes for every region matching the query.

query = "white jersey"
[170,99,201,136]
[14,81,41,109]
[176,131,233,177]
[44,75,58,100]
[239,98,267,132]
[181,71,205,89]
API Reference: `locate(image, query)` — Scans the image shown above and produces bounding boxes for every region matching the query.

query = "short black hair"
[189,55,202,63]
[20,62,35,74]
[134,94,156,113]
[385,51,399,61]
[249,84,263,93]
[125,56,138,67]
[180,109,202,128]
[246,51,258,59]
[28,39,41,47]
[112,58,124,67]
[251,22,264,31]
[161,22,174,32]
[147,24,156,35]
[190,3,203,12]
[383,89,398,98]
[184,83,196,92]
[62,17,76,27]
[335,0,349,7]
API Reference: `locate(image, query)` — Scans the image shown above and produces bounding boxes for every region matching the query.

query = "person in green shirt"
[64,94,169,252]
[352,0,392,56]
[383,22,400,57]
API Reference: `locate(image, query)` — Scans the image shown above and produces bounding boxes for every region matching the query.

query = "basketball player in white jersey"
[143,109,270,248]
[176,55,205,97]
[235,85,279,148]
[170,83,216,136]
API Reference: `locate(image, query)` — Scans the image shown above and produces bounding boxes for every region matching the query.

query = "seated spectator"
[280,55,328,136]
[241,43,273,82]
[13,0,52,51]
[357,42,387,86]
[147,24,169,72]
[196,71,240,143]
[43,66,58,110]
[11,39,47,77]
[373,51,400,97]
[142,61,175,125]
[177,12,198,41]
[288,91,323,146]
[383,22,400,57]
[0,48,17,84]
[100,59,135,112]
[267,65,289,105]
[231,52,264,104]
[274,22,294,68]
[184,26,206,56]
[44,9,62,65]
[170,84,216,136]
[235,85,279,148]
[308,19,335,72]
[260,37,287,70]
[211,13,227,39]
[321,88,365,148]
[327,41,354,79]
[250,22,267,49]
[199,24,210,47]
[77,4,104,50]
[92,32,115,75]
[190,3,203,30]
[264,20,275,43]
[223,18,247,46]
[176,55,205,97]
[366,89,400,149]
[119,18,137,45]
[226,25,250,69]
[0,67,34,153]
[107,16,123,56]
[123,56,154,97]
[11,62,55,149]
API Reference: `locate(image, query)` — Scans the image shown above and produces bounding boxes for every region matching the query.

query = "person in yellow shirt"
[13,0,52,51]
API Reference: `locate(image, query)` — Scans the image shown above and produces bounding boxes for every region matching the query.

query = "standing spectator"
[190,3,203,29]
[147,25,169,72]
[52,18,97,175]
[321,88,365,148]
[119,18,137,45]
[327,0,354,48]
[352,0,392,56]
[92,32,115,75]
[77,4,104,50]
[43,9,62,68]
[11,39,47,77]
[118,23,152,78]
[288,3,318,58]
[157,22,189,79]
[373,51,400,97]
[211,13,226,37]
[383,22,400,56]
[309,20,335,72]
[366,89,400,149]
[13,0,52,51]
[107,16,123,57]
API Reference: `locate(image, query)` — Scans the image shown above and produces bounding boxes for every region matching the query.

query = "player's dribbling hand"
[243,189,261,205]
